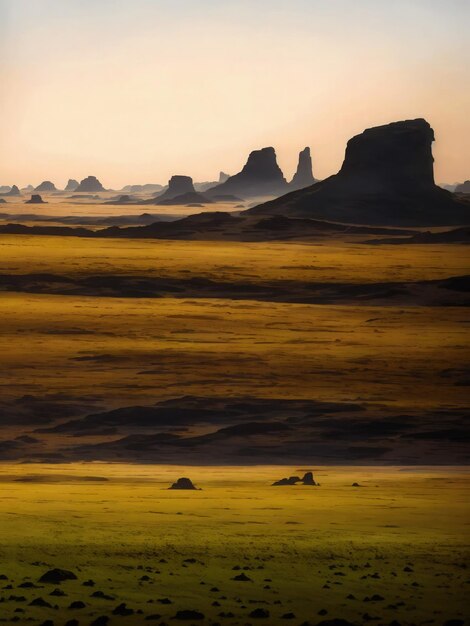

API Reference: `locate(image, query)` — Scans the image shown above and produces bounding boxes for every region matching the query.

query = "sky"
[1,0,469,189]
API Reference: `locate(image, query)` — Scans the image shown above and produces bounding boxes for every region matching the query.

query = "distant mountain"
[34,181,57,192]
[455,180,470,194]
[206,147,288,198]
[64,179,79,192]
[247,119,469,226]
[0,185,20,197]
[289,147,315,191]
[121,184,164,193]
[151,175,195,203]
[75,176,105,192]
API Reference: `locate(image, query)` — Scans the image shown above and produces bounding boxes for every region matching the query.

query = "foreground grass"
[0,464,468,625]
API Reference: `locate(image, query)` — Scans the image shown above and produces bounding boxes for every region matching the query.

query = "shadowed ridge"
[247,119,469,226]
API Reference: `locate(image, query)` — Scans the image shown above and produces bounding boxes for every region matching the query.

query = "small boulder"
[173,609,205,620]
[39,569,77,584]
[169,477,199,490]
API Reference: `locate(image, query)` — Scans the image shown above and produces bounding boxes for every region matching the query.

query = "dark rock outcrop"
[248,119,469,226]
[207,147,288,198]
[25,194,46,204]
[301,471,317,485]
[39,569,77,584]
[153,176,195,203]
[272,476,301,486]
[64,179,79,192]
[455,180,470,194]
[169,477,199,490]
[34,181,56,192]
[290,147,315,190]
[75,176,105,192]
[219,171,229,183]
[272,471,317,486]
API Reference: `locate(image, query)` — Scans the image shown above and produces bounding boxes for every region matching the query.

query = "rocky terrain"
[247,119,469,226]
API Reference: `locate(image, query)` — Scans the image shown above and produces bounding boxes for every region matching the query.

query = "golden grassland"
[0,464,468,625]
[1,233,469,283]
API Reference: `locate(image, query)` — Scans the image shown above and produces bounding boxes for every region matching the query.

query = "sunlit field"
[0,464,468,625]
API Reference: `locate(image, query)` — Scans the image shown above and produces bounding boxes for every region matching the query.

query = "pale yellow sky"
[1,0,469,189]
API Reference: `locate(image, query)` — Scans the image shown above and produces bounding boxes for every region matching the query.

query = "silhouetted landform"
[0,212,175,227]
[212,194,243,202]
[156,192,213,206]
[248,119,470,226]
[207,147,288,198]
[368,226,470,245]
[25,194,46,204]
[0,269,467,307]
[151,176,196,203]
[0,186,11,193]
[195,172,231,192]
[21,184,34,192]
[455,180,470,194]
[0,185,20,196]
[2,395,463,464]
[0,212,421,242]
[64,179,79,191]
[34,181,56,192]
[290,147,315,191]
[75,176,105,192]
[103,195,139,205]
[272,471,318,486]
[121,184,164,193]
[169,477,199,490]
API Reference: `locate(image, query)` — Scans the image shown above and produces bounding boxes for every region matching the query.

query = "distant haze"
[1,0,469,188]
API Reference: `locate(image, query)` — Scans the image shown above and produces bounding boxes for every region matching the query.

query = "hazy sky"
[1,0,469,188]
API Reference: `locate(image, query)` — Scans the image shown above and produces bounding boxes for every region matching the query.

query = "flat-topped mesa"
[25,194,46,204]
[207,147,288,198]
[75,176,105,192]
[65,179,79,192]
[290,147,315,191]
[247,119,469,226]
[339,118,435,193]
[34,181,56,192]
[156,175,196,202]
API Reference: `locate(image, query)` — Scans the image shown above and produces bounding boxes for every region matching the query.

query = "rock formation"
[121,184,164,193]
[65,179,79,192]
[207,147,288,198]
[290,147,315,190]
[34,181,56,192]
[248,119,470,226]
[219,171,229,183]
[154,176,196,202]
[2,185,20,196]
[455,180,470,194]
[75,176,105,192]
[272,475,301,486]
[272,471,318,486]
[25,194,46,204]
[168,477,199,490]
[155,191,212,206]
[22,185,34,192]
[0,186,11,193]
[39,569,77,584]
